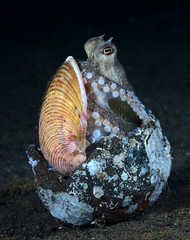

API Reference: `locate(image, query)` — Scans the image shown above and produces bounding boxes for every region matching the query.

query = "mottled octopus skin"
[84,35,133,89]
[27,36,172,227]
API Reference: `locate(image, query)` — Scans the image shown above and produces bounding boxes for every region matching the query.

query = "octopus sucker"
[80,69,150,137]
[27,36,172,227]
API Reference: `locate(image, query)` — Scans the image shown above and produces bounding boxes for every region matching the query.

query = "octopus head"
[84,36,117,67]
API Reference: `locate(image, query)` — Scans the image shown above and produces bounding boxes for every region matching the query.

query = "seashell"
[39,56,88,176]
[26,36,172,227]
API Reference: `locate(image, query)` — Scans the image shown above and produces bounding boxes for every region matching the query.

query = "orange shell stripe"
[39,57,87,175]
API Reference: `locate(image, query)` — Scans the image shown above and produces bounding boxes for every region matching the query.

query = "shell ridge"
[39,56,88,176]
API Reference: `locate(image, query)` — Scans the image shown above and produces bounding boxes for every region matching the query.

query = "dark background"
[0,1,190,239]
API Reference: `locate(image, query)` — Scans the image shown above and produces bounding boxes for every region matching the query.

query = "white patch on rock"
[130,166,138,174]
[113,153,125,168]
[150,175,157,184]
[38,187,94,226]
[121,171,128,181]
[133,175,137,182]
[128,138,140,149]
[125,203,138,214]
[85,158,108,181]
[93,186,104,199]
[122,195,133,207]
[145,191,151,200]
[83,183,88,190]
[145,120,172,182]
[139,167,147,176]
[86,159,102,176]
[115,191,124,199]
[28,157,38,168]
[28,156,39,176]
[149,182,165,203]
[112,174,119,181]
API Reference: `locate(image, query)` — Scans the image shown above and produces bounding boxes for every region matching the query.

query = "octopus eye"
[102,47,114,55]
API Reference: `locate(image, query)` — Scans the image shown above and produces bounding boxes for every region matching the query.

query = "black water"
[0,1,190,239]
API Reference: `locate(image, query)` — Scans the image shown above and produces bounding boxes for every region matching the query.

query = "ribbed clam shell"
[39,56,88,176]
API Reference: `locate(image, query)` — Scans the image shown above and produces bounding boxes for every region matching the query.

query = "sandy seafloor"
[0,2,190,240]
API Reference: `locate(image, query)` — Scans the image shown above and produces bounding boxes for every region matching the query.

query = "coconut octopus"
[26,35,172,227]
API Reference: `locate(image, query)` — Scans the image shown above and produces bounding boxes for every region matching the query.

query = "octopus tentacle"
[78,63,151,144]
[84,69,150,123]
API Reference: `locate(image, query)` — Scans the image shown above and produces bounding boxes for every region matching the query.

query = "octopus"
[80,35,150,144]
